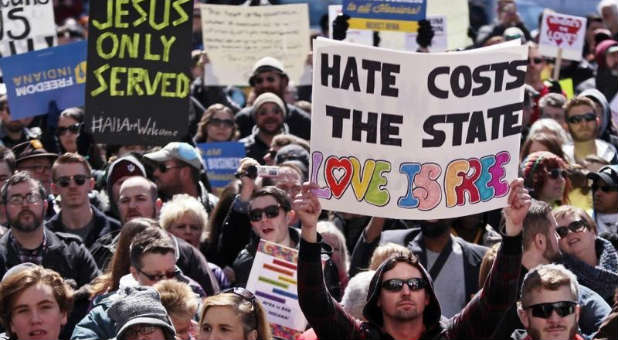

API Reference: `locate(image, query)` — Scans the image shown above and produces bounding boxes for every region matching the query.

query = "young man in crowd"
[563,97,618,164]
[0,146,16,231]
[514,264,584,340]
[588,165,618,234]
[295,179,529,339]
[0,264,74,340]
[492,200,610,339]
[0,96,38,149]
[539,93,568,130]
[46,153,121,249]
[144,142,218,213]
[234,56,311,140]
[72,228,202,340]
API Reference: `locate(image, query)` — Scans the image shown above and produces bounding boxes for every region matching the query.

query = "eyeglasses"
[137,267,179,281]
[7,192,43,206]
[157,163,185,173]
[546,168,568,180]
[209,118,234,128]
[556,220,589,238]
[591,184,618,193]
[381,278,428,292]
[524,301,577,318]
[56,123,81,136]
[54,174,90,187]
[123,325,159,339]
[253,76,276,84]
[567,112,596,124]
[528,57,544,64]
[248,204,281,222]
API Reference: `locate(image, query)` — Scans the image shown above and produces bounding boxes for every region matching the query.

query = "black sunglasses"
[157,163,185,173]
[591,184,618,193]
[528,57,544,64]
[525,301,576,318]
[55,174,90,187]
[567,112,596,124]
[556,220,589,238]
[56,123,81,136]
[547,168,568,180]
[249,204,281,222]
[137,268,179,281]
[382,278,428,292]
[253,76,276,84]
[209,118,234,127]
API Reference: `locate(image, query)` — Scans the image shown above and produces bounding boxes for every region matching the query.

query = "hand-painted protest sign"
[197,142,245,190]
[0,41,86,119]
[0,0,56,57]
[538,11,586,61]
[85,0,194,145]
[343,0,426,32]
[310,38,527,219]
[201,4,310,87]
[246,240,306,340]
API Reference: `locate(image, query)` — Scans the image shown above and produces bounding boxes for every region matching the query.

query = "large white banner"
[201,4,310,86]
[0,0,56,57]
[310,38,527,219]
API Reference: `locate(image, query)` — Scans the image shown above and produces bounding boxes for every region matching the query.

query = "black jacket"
[0,228,99,287]
[351,228,487,302]
[45,206,121,249]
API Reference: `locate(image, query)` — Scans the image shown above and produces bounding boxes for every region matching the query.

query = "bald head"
[118,176,161,224]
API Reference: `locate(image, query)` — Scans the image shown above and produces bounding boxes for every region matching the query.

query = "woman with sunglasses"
[522,151,572,206]
[552,205,618,304]
[198,288,272,340]
[54,107,105,170]
[194,104,239,143]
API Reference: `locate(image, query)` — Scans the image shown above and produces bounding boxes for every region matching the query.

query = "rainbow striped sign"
[246,240,306,340]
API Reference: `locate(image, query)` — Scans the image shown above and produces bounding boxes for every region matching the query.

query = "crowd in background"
[0,0,618,339]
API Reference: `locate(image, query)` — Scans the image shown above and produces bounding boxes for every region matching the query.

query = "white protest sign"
[201,4,310,86]
[538,11,586,61]
[310,38,527,219]
[328,5,373,46]
[0,0,56,57]
[245,239,306,340]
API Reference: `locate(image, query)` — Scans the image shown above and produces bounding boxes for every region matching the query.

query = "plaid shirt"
[8,230,47,265]
[298,234,523,340]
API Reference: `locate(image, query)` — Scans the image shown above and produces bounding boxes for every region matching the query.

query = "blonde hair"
[159,194,209,242]
[200,292,273,340]
[154,280,199,320]
[370,243,411,270]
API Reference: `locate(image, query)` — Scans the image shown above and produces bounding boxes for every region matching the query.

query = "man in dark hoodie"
[594,39,618,105]
[295,178,530,340]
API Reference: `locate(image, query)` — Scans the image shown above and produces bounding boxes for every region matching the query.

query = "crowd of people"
[0,0,618,339]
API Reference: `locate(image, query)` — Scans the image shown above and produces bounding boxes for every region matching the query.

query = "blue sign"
[343,0,427,21]
[0,41,87,120]
[198,142,246,189]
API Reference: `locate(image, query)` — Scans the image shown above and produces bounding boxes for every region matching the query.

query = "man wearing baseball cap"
[144,142,218,213]
[588,165,618,234]
[234,56,311,140]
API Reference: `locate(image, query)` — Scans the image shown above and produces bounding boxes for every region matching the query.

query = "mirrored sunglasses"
[381,278,427,292]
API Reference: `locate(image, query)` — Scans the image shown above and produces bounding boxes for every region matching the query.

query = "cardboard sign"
[85,0,194,145]
[310,39,527,219]
[343,0,426,32]
[0,0,56,57]
[0,41,87,119]
[197,142,245,190]
[246,240,306,340]
[539,11,586,61]
[200,4,310,87]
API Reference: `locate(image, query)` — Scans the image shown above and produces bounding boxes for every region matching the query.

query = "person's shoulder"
[453,236,488,256]
[50,230,85,246]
